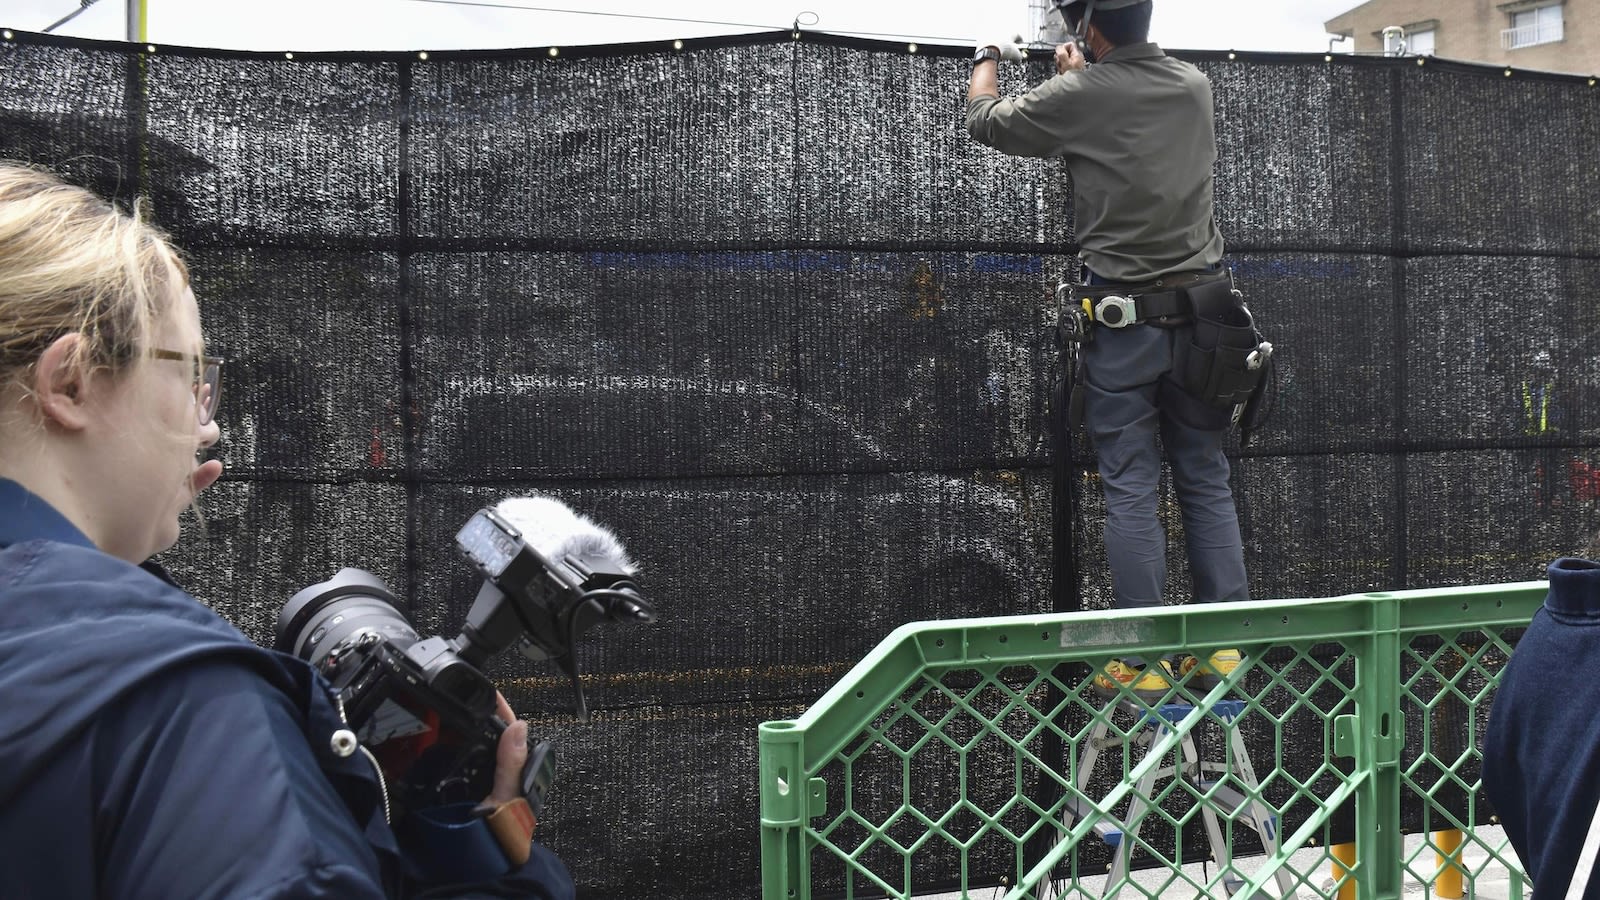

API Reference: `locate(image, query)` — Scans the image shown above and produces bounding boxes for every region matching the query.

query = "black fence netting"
[3,26,1598,897]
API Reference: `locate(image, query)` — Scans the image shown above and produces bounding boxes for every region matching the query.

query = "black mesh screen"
[3,29,1595,897]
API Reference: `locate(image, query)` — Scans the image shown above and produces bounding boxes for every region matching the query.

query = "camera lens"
[276,568,418,666]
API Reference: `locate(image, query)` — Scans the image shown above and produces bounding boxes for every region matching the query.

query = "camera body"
[276,502,654,818]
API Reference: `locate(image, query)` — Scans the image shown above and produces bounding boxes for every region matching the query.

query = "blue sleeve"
[93,658,390,900]
[406,842,576,900]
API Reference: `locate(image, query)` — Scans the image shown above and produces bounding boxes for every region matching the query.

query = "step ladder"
[1059,698,1297,899]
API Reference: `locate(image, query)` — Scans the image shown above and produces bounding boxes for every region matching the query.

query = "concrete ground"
[916,827,1527,899]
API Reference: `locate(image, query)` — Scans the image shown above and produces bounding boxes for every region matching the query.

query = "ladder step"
[1192,781,1279,844]
[1131,698,1249,727]
[1073,698,1289,896]
[1060,795,1127,847]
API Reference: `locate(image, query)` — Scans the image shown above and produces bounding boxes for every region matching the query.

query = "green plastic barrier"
[760,583,1545,900]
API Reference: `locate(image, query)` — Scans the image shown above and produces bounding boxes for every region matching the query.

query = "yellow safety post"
[1331,842,1357,900]
[1434,828,1465,898]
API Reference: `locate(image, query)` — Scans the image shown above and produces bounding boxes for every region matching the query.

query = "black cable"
[400,0,980,45]
[578,587,655,621]
[43,0,103,33]
[558,588,653,722]
[563,597,605,722]
[403,0,776,32]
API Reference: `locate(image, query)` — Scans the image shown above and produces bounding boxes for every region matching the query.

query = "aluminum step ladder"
[1059,698,1297,899]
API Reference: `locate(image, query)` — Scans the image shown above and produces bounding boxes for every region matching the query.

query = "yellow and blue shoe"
[1179,648,1243,690]
[1091,658,1175,704]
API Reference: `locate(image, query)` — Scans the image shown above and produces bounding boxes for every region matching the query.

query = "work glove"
[978,34,1028,61]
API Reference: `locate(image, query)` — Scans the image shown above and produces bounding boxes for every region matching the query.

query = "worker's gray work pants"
[1079,322,1251,609]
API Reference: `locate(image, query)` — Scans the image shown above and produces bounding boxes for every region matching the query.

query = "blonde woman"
[0,164,572,899]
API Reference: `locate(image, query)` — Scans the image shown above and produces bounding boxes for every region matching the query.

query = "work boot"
[1178,648,1243,690]
[1091,658,1175,704]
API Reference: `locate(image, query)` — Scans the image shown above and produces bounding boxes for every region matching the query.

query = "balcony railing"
[1502,19,1565,49]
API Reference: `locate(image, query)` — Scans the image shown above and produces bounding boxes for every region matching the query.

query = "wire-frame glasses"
[148,348,224,426]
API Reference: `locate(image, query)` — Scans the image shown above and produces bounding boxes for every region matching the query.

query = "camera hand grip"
[521,739,556,814]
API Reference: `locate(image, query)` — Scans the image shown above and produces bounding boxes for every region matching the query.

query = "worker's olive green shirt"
[966,42,1225,282]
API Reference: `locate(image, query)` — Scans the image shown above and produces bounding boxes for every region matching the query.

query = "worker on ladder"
[966,0,1272,701]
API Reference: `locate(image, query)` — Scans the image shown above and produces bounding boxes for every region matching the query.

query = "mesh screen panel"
[3,28,1596,897]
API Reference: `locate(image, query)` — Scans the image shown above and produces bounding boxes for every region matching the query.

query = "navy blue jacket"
[1484,558,1600,898]
[0,479,573,899]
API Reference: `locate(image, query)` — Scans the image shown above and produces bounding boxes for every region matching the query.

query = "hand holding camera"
[276,496,657,823]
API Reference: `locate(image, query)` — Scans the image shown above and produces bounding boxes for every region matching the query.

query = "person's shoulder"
[1130,48,1192,74]
[1160,54,1213,89]
[1029,69,1088,93]
[1044,67,1112,101]
[88,657,392,900]
[0,539,289,763]
[3,539,240,637]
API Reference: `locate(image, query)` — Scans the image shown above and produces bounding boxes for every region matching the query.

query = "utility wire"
[43,0,104,33]
[401,0,977,45]
[405,0,777,32]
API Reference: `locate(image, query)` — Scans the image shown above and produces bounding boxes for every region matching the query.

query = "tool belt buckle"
[1094,295,1138,329]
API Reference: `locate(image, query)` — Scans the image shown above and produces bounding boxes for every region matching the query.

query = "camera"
[275,497,656,818]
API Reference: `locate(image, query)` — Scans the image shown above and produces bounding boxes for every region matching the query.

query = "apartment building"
[1326,0,1599,75]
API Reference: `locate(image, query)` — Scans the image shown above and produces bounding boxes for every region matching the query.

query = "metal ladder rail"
[1058,699,1297,900]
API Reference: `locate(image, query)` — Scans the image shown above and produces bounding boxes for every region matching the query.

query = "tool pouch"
[1176,277,1273,410]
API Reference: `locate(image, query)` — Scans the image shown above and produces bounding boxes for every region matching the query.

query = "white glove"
[979,35,1028,61]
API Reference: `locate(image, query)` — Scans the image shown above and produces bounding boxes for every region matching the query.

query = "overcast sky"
[4,0,1364,54]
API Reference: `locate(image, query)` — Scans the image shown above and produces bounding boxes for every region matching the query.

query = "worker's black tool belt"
[1055,270,1229,340]
[1054,266,1275,435]
[1178,273,1273,412]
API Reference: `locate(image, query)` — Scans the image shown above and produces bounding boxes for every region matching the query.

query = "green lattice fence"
[760,583,1544,899]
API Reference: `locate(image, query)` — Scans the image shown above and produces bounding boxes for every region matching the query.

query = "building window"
[1504,3,1564,49]
[1377,22,1437,56]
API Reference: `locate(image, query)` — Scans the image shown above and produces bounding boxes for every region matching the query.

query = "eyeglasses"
[148,348,224,426]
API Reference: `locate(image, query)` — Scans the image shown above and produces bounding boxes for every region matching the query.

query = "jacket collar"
[1100,42,1165,64]
[1545,557,1600,618]
[0,478,95,551]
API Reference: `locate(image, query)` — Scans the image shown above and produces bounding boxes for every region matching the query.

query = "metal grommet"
[330,729,359,758]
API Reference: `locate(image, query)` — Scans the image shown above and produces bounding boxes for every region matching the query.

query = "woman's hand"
[477,692,538,867]
[487,691,529,808]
